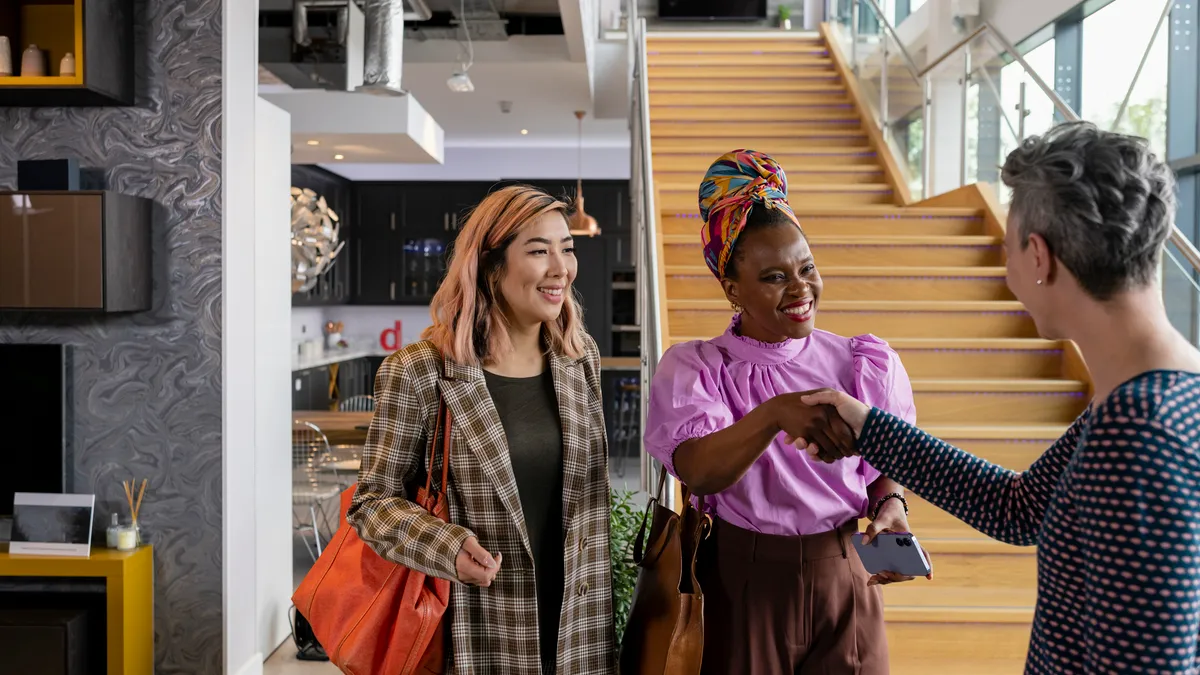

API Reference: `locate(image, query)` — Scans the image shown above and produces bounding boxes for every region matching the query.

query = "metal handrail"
[838,0,1200,274]
[629,6,672,501]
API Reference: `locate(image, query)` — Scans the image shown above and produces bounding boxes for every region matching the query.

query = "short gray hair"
[1001,121,1175,300]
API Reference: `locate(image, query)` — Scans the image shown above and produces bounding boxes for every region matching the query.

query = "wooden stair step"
[650,90,850,106]
[650,125,867,145]
[890,338,1066,380]
[647,53,833,67]
[882,547,1037,609]
[646,38,827,55]
[663,265,1013,302]
[650,106,858,124]
[911,379,1088,425]
[666,299,1037,339]
[660,233,1004,266]
[649,78,845,92]
[652,136,868,152]
[659,207,983,234]
[655,149,876,171]
[660,183,894,208]
[887,609,1031,675]
[655,167,885,185]
[648,64,837,79]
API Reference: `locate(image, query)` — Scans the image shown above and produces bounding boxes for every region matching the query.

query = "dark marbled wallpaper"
[0,0,224,672]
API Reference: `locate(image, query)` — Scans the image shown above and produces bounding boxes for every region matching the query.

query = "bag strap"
[633,466,670,563]
[422,398,452,498]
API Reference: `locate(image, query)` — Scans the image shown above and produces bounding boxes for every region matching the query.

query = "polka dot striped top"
[858,369,1200,674]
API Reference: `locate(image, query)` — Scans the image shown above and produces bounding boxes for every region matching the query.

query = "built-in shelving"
[0,0,133,106]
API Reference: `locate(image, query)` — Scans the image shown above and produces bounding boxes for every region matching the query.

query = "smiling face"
[721,220,822,342]
[495,210,577,330]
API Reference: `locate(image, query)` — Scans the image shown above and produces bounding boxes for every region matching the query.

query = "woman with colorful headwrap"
[643,150,920,674]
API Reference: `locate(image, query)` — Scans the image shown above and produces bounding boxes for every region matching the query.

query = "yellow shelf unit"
[0,0,132,105]
[0,544,154,675]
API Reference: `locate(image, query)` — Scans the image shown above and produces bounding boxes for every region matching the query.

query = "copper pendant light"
[569,110,600,237]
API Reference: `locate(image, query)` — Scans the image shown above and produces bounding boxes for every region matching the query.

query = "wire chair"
[338,394,376,412]
[292,420,343,561]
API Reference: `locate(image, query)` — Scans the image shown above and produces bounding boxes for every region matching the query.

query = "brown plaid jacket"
[348,337,617,675]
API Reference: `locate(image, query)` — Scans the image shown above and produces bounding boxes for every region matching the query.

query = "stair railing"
[828,0,1200,340]
[628,2,673,502]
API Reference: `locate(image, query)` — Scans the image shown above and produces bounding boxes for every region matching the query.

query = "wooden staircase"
[645,29,1090,675]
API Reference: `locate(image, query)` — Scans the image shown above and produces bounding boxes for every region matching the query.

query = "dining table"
[294,410,374,447]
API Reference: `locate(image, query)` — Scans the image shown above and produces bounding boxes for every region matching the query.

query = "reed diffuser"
[122,478,147,547]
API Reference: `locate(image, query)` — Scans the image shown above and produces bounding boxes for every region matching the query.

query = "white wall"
[293,305,437,357]
[223,0,261,670]
[255,97,294,661]
[224,0,294,672]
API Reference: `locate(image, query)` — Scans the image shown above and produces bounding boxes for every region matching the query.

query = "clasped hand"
[780,388,873,463]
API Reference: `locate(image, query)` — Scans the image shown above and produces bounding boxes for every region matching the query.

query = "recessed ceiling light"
[521,129,529,135]
[333,154,344,160]
[306,140,320,146]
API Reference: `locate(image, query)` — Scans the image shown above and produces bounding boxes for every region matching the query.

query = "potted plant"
[779,6,793,30]
[610,488,643,642]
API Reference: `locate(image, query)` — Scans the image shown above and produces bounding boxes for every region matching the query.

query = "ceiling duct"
[258,0,431,92]
[359,0,409,95]
[259,0,365,91]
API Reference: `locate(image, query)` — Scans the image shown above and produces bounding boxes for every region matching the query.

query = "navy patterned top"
[858,370,1200,674]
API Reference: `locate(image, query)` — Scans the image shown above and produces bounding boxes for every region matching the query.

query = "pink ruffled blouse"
[644,318,917,536]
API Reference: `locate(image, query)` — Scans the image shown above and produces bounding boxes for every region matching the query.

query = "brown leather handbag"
[618,467,712,675]
[292,400,453,675]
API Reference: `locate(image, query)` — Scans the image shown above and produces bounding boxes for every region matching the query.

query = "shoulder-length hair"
[422,184,587,365]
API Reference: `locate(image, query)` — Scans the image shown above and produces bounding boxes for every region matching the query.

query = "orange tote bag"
[293,402,453,675]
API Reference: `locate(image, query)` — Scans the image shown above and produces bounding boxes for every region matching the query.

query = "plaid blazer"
[348,337,617,675]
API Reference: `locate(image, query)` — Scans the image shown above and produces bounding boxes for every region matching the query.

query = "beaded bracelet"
[870,492,908,520]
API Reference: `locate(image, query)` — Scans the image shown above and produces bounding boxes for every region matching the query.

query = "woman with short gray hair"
[794,122,1200,674]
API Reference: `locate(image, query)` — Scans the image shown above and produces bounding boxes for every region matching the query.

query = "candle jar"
[105,513,122,548]
[115,526,138,551]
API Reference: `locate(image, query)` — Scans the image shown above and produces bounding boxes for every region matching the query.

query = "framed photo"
[9,493,95,557]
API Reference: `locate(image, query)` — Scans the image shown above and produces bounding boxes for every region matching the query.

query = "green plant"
[778,6,792,21]
[610,488,644,642]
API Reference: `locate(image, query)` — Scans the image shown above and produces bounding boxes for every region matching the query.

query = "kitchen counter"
[292,346,392,372]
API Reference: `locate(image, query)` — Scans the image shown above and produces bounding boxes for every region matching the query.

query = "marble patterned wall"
[0,0,224,672]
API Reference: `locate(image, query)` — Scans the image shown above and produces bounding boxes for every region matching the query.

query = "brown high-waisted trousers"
[696,517,888,675]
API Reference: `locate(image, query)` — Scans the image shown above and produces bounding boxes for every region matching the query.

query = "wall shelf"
[0,0,133,106]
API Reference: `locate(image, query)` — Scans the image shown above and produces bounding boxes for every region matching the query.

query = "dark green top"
[483,368,565,674]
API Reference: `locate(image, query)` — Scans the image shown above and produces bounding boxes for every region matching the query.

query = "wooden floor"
[645,28,1089,674]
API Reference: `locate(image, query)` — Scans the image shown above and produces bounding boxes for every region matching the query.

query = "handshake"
[774,388,872,463]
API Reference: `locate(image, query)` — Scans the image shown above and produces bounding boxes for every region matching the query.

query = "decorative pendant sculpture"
[568,110,600,237]
[0,37,12,76]
[291,187,345,293]
[21,44,44,76]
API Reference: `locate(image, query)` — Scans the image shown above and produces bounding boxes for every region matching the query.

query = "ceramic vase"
[21,44,44,77]
[0,37,11,77]
[59,52,75,77]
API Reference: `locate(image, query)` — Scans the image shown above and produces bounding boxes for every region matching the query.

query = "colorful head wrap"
[699,149,802,279]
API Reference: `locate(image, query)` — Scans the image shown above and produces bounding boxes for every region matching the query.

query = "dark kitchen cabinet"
[292,365,332,411]
[354,185,399,304]
[573,236,611,357]
[334,358,374,403]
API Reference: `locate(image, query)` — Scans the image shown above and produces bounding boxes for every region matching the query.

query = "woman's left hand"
[862,500,927,586]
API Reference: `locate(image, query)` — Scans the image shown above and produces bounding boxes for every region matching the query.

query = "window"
[1081,0,1168,157]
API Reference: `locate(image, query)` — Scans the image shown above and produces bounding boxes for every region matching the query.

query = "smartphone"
[851,532,933,577]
